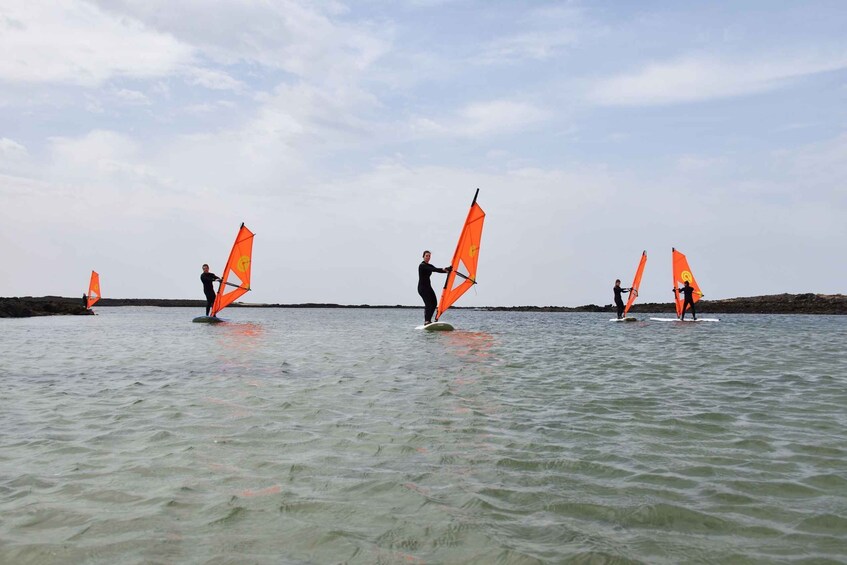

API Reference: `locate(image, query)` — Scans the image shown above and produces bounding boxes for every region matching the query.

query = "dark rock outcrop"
[0,297,93,318]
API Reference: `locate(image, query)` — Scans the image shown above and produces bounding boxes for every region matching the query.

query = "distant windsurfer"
[201,264,221,317]
[418,250,452,325]
[613,279,631,319]
[675,280,698,320]
[82,294,88,309]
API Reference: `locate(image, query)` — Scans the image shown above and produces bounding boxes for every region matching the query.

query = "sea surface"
[1,308,846,564]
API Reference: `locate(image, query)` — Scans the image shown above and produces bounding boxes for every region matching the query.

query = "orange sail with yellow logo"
[211,223,254,317]
[672,248,703,318]
[435,189,485,322]
[86,271,100,309]
[623,251,647,318]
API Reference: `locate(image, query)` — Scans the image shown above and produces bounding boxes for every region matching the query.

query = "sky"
[1,0,846,307]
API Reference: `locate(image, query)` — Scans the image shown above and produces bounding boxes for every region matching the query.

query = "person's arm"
[421,263,451,274]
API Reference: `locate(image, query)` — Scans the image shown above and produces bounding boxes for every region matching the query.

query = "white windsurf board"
[415,321,454,331]
[609,317,638,322]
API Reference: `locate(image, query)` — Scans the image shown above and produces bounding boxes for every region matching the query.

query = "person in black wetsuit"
[201,264,221,316]
[418,250,452,325]
[675,280,698,320]
[613,279,631,319]
[82,294,88,309]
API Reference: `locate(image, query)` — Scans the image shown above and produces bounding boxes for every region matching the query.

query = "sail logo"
[469,244,478,257]
[681,270,694,283]
[237,256,251,272]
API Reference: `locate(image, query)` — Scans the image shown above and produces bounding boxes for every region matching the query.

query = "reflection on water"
[213,320,266,352]
[442,330,496,361]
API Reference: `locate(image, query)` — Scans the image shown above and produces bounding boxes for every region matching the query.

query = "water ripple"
[1,309,846,563]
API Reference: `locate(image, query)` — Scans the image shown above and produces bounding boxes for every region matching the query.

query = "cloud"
[0,138,31,176]
[112,88,151,105]
[185,67,245,92]
[0,0,193,87]
[183,100,237,115]
[90,0,390,84]
[590,51,847,106]
[478,7,589,62]
[675,155,728,172]
[0,137,29,162]
[480,31,580,63]
[412,100,548,138]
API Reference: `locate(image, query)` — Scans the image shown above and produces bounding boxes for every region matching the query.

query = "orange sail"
[87,271,100,309]
[211,223,255,317]
[623,251,647,317]
[672,248,703,317]
[436,189,485,321]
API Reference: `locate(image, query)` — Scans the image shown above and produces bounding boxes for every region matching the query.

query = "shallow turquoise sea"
[1,308,846,564]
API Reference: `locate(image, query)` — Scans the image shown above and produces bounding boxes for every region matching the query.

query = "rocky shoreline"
[0,297,94,318]
[485,293,847,315]
[1,293,844,318]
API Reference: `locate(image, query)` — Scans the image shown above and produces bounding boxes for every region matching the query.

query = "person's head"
[202,264,210,272]
[422,250,431,263]
[683,280,690,287]
[615,279,621,286]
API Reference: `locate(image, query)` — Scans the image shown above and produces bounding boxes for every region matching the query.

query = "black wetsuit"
[82,294,88,309]
[418,262,448,323]
[677,285,697,320]
[613,286,629,319]
[201,272,220,316]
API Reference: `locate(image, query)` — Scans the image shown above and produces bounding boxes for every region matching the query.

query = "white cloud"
[477,5,599,63]
[0,0,193,87]
[0,138,30,175]
[412,100,548,138]
[480,31,580,63]
[590,51,847,106]
[90,0,390,84]
[675,155,728,172]
[183,100,237,115]
[113,88,151,105]
[185,67,245,92]
[0,137,29,161]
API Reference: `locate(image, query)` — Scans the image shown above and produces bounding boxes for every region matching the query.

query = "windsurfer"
[418,250,451,325]
[82,294,88,309]
[613,280,631,319]
[201,264,221,317]
[675,280,698,320]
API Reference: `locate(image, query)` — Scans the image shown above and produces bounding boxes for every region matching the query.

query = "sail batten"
[211,223,255,317]
[623,251,647,317]
[672,247,703,317]
[436,190,485,321]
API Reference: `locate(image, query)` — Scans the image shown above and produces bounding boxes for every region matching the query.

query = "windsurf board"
[192,315,226,324]
[416,322,455,331]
